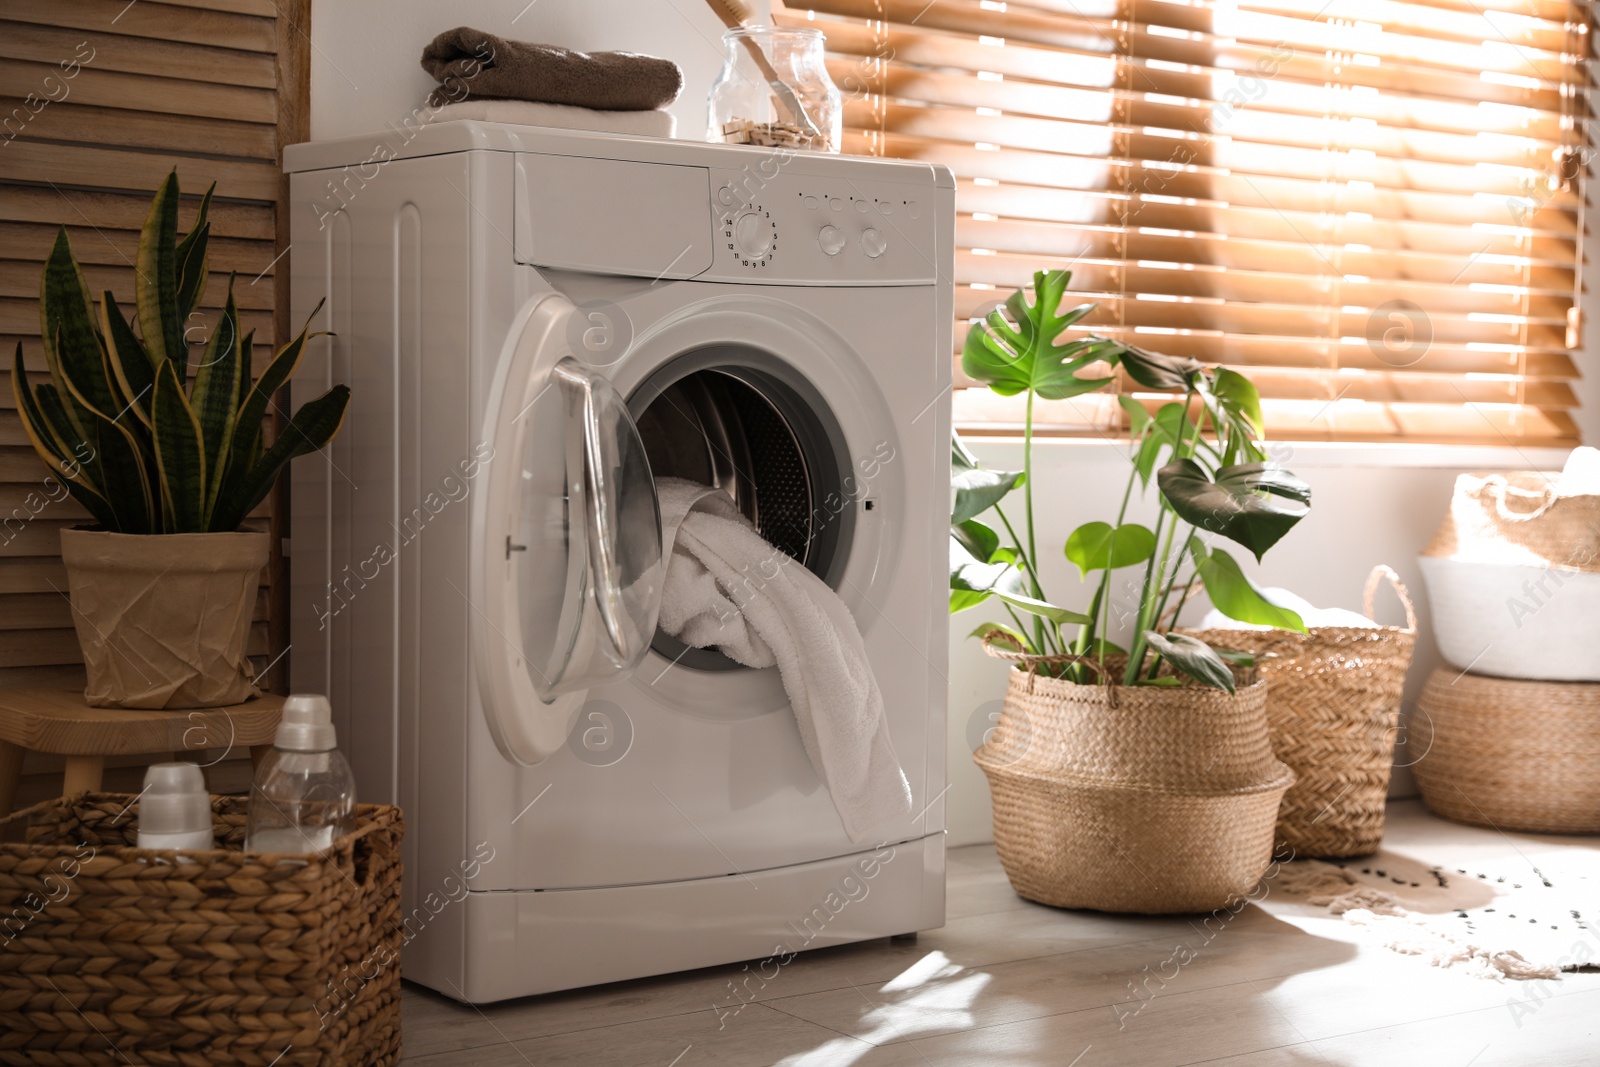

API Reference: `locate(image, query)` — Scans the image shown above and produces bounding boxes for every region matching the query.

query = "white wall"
[308,0,771,142]
[944,441,1578,846]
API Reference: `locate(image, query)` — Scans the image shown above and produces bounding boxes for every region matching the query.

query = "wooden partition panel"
[0,0,310,693]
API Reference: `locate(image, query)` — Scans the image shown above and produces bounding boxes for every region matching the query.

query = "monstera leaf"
[1064,521,1156,576]
[1141,630,1237,693]
[1190,539,1306,631]
[950,536,1090,624]
[1157,460,1311,561]
[960,269,1123,400]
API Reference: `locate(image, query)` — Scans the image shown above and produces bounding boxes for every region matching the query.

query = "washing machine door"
[475,292,664,766]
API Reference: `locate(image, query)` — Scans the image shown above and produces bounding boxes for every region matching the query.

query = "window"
[780,0,1591,444]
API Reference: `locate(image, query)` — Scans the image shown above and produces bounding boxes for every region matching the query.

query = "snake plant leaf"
[1064,521,1157,576]
[1189,538,1307,632]
[236,329,256,408]
[30,382,117,529]
[952,517,1000,563]
[1117,344,1205,391]
[100,292,154,428]
[213,384,350,531]
[227,314,321,488]
[1141,630,1236,693]
[152,361,206,532]
[31,383,93,473]
[1157,459,1312,561]
[960,269,1123,400]
[136,170,185,379]
[40,230,119,422]
[174,182,215,319]
[190,287,243,521]
[12,346,86,485]
[91,410,154,533]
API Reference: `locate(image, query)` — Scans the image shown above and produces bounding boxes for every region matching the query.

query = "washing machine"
[284,122,953,1003]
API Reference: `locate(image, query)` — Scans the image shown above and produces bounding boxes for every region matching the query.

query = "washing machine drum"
[475,295,853,766]
[628,349,851,670]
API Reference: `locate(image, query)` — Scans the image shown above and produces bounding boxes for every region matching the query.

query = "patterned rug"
[1269,848,1600,981]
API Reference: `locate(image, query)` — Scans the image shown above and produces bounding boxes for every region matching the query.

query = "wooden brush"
[703,0,822,139]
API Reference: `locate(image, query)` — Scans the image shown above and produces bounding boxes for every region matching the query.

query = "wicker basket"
[0,793,403,1065]
[974,651,1294,913]
[1413,668,1600,833]
[1182,565,1418,859]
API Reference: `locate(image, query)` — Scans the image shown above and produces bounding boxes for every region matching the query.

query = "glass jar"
[708,26,842,153]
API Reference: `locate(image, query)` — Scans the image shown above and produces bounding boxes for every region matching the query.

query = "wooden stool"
[0,689,285,816]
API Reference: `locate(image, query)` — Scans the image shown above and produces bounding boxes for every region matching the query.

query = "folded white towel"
[656,478,912,844]
[423,99,676,138]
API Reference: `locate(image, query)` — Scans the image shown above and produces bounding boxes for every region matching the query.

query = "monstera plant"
[951,269,1311,692]
[957,270,1309,915]
[13,170,348,709]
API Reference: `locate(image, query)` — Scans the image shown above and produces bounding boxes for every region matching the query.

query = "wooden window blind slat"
[788,0,1589,443]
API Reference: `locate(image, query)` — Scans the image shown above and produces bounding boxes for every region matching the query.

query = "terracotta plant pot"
[59,528,269,709]
[975,660,1294,913]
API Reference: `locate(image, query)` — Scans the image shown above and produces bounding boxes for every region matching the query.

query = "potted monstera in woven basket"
[12,171,348,709]
[952,270,1307,913]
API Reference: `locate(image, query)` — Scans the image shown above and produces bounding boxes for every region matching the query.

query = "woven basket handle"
[1363,564,1417,633]
[1484,475,1559,522]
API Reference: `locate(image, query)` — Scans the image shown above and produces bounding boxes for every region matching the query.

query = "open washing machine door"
[474,293,664,766]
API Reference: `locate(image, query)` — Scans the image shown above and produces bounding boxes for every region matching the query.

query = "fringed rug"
[1268,849,1599,981]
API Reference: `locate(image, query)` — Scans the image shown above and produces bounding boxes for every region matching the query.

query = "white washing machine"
[284,123,953,1003]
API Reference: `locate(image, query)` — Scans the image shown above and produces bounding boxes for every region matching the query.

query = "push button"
[818,225,846,256]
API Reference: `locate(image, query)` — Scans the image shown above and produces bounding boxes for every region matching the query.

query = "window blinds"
[777,0,1591,444]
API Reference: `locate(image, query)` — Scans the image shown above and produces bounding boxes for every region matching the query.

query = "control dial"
[861,228,887,258]
[729,209,775,263]
[818,225,846,256]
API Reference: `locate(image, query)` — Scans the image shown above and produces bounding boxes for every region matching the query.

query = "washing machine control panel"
[707,163,939,286]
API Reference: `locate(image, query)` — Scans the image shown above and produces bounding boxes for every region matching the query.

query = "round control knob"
[731,211,774,259]
[861,228,887,259]
[818,225,846,256]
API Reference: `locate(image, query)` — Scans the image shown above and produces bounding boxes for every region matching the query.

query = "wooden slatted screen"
[780,0,1591,444]
[0,0,309,691]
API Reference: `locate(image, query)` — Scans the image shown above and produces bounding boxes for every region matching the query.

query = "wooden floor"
[398,802,1598,1065]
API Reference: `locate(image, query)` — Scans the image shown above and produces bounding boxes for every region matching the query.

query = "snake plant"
[12,170,348,534]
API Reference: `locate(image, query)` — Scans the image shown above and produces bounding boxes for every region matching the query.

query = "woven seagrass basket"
[0,793,403,1066]
[974,649,1294,913]
[1413,669,1600,834]
[1183,565,1418,859]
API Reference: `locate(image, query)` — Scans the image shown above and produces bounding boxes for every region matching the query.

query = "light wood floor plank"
[398,805,1598,1064]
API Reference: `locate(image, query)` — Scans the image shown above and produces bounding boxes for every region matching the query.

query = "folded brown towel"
[420,27,682,111]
